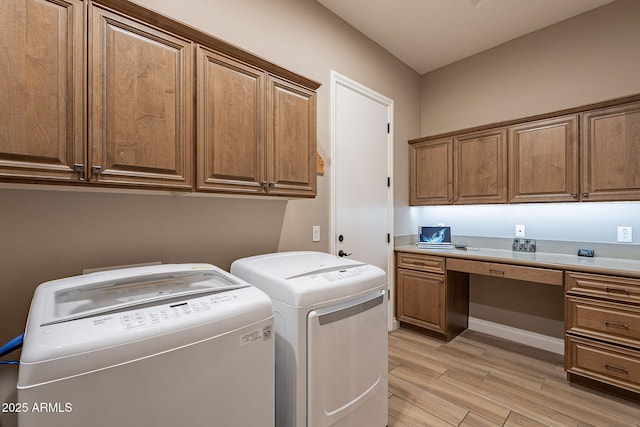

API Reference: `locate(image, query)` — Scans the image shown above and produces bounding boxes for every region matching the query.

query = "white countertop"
[395,244,640,278]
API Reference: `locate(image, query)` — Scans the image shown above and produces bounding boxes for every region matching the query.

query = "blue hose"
[0,333,24,359]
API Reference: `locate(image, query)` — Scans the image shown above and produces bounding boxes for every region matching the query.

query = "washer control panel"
[119,293,239,330]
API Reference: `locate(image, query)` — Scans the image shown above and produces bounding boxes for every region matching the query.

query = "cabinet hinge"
[387,123,390,134]
[387,233,391,244]
[387,177,391,187]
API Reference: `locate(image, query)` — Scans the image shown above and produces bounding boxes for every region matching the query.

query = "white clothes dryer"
[18,263,274,427]
[231,251,388,427]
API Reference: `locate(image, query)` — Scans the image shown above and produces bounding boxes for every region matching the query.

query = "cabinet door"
[409,138,453,205]
[581,102,640,201]
[396,268,446,335]
[0,0,83,182]
[454,128,507,204]
[266,76,317,197]
[508,115,579,203]
[88,5,193,189]
[197,47,265,194]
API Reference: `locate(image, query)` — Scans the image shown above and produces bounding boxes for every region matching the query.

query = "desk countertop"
[395,245,640,279]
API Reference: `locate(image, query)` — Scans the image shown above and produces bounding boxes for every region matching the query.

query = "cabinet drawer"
[566,335,640,394]
[566,272,640,304]
[447,258,563,286]
[566,296,640,348]
[396,252,445,274]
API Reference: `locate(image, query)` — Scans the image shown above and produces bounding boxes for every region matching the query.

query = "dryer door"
[307,289,388,427]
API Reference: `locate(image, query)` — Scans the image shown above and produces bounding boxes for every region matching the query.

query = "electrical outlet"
[312,226,320,242]
[512,238,536,252]
[617,226,632,243]
[515,224,525,237]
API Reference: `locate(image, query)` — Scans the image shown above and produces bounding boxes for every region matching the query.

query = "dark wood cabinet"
[266,76,317,197]
[409,138,453,205]
[508,115,579,203]
[88,4,194,189]
[454,128,507,204]
[0,0,319,197]
[409,95,640,206]
[197,47,265,194]
[565,272,640,397]
[196,50,317,197]
[395,252,468,341]
[0,0,84,182]
[581,101,640,202]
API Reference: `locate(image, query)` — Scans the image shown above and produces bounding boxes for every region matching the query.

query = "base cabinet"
[395,252,468,341]
[565,272,640,399]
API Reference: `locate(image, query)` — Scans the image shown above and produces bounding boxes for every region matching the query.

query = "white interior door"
[330,71,393,325]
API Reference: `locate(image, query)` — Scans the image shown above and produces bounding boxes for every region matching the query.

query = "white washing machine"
[18,263,274,427]
[231,251,388,427]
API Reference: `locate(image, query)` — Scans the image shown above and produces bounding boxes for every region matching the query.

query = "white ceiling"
[316,0,616,74]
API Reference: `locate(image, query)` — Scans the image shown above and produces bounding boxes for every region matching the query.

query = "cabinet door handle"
[91,165,102,175]
[582,192,589,198]
[605,287,630,295]
[74,164,85,181]
[605,364,629,374]
[261,181,268,191]
[604,320,629,329]
[571,193,578,199]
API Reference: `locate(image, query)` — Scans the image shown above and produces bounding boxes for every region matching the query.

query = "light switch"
[312,226,320,242]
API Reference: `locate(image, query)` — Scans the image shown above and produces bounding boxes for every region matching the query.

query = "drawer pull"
[489,269,504,276]
[605,287,630,295]
[605,364,629,374]
[604,321,629,329]
[413,261,425,266]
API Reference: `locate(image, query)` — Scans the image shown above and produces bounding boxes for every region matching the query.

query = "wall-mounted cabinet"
[196,48,316,197]
[409,95,640,206]
[409,138,453,205]
[0,0,84,182]
[0,0,319,197]
[197,48,265,194]
[508,115,578,203]
[581,102,640,202]
[266,76,317,197]
[453,128,507,204]
[89,4,194,189]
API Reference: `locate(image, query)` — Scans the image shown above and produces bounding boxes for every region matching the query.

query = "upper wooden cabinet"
[197,47,265,194]
[196,50,317,197]
[581,102,640,202]
[453,128,507,204]
[409,138,453,205]
[508,115,579,203]
[266,76,317,197]
[88,4,194,189]
[0,0,319,197]
[409,95,640,206]
[0,0,84,182]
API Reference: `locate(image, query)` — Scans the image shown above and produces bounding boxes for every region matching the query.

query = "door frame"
[329,70,395,330]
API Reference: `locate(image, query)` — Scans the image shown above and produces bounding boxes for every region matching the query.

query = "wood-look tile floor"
[388,328,640,427]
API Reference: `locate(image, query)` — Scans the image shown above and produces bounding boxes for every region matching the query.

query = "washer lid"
[34,264,246,326]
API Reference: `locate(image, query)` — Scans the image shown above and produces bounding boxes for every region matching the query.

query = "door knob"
[338,250,352,257]
[338,235,344,242]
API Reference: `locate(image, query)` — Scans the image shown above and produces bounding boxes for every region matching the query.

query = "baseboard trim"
[468,317,564,355]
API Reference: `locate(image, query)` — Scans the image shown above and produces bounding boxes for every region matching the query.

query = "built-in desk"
[394,245,640,400]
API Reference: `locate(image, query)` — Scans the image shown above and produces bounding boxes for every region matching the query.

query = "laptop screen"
[418,226,451,244]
